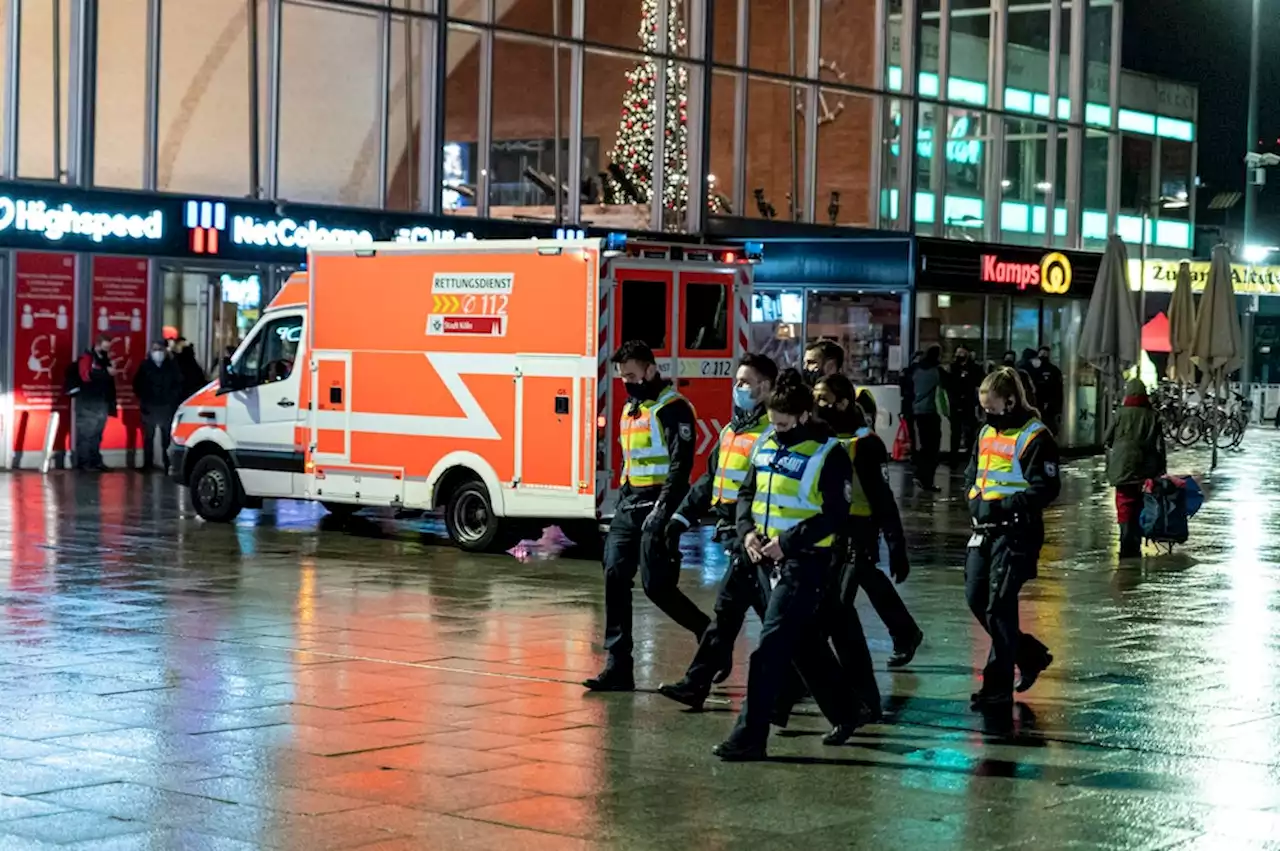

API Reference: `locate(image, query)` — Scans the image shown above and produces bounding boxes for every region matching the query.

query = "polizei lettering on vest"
[980,254,1041,289]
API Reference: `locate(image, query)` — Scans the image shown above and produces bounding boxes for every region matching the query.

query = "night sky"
[1124,0,1280,235]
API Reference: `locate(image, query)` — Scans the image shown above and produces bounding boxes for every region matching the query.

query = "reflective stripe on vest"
[620,386,687,488]
[750,435,839,548]
[842,427,874,517]
[967,420,1047,501]
[711,417,771,505]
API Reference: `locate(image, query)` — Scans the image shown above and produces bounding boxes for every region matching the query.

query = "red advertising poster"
[91,256,150,452]
[11,252,76,461]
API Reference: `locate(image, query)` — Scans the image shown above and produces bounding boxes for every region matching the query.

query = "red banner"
[12,252,76,459]
[91,256,150,452]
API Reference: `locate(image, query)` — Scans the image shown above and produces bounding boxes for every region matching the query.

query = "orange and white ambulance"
[170,235,758,550]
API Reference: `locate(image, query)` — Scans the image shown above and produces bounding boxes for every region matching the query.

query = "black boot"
[657,679,709,711]
[888,628,924,669]
[583,665,635,692]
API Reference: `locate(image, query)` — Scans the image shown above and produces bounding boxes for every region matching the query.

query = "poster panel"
[91,256,149,452]
[12,252,76,461]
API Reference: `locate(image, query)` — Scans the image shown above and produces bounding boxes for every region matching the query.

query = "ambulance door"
[676,270,737,476]
[610,267,674,490]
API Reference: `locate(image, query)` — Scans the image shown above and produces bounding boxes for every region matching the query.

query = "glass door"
[159,263,266,385]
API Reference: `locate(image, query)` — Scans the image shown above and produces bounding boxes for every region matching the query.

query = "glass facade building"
[0,0,1195,249]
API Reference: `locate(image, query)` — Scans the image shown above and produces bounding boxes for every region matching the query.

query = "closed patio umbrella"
[1080,234,1141,428]
[1190,244,1243,468]
[1167,259,1198,384]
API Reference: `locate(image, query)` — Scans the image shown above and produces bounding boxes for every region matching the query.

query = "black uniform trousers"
[727,554,857,749]
[913,413,942,485]
[949,412,978,463]
[602,501,710,669]
[683,548,764,687]
[852,534,920,646]
[963,532,1051,694]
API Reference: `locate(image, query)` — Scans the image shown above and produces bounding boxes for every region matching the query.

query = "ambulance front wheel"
[189,454,245,523]
[444,480,500,552]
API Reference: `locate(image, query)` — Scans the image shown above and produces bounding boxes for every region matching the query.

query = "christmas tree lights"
[606,0,689,215]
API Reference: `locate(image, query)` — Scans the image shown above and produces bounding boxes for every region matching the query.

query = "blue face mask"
[732,386,757,412]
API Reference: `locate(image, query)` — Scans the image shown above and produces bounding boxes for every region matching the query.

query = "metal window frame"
[869,0,887,226]
[475,0,494,218]
[143,0,163,190]
[801,0,821,224]
[3,0,21,179]
[67,0,98,186]
[376,7,392,207]
[1105,0,1121,235]
[929,0,951,238]
[895,0,920,233]
[566,0,584,224]
[685,0,712,235]
[264,0,283,199]
[731,0,749,219]
[1042,0,1061,248]
[984,0,1008,243]
[1064,0,1086,247]
[649,0,671,232]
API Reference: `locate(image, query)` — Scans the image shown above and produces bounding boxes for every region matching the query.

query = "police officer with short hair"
[585,340,709,692]
[714,371,860,761]
[657,353,777,709]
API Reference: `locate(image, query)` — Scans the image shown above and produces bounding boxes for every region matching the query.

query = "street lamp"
[1137,193,1190,323]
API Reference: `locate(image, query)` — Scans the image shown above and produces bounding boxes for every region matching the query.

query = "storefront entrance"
[158,263,299,378]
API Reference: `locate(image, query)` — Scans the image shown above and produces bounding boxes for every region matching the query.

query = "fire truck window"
[620,279,668,351]
[683,282,729,350]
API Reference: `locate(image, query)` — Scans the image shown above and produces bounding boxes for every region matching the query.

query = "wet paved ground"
[1,435,1280,850]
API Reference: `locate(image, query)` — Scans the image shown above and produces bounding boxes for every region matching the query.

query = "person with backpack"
[1105,378,1166,558]
[964,367,1060,711]
[73,334,118,471]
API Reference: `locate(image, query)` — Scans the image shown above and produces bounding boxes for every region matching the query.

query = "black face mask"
[773,423,809,447]
[985,411,1016,430]
[624,377,659,400]
[802,369,822,387]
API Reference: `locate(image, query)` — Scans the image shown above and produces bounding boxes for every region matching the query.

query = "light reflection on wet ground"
[1,434,1279,848]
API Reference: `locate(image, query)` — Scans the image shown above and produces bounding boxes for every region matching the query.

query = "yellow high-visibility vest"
[750,433,840,548]
[711,415,771,505]
[620,386,691,488]
[839,427,874,517]
[968,420,1048,501]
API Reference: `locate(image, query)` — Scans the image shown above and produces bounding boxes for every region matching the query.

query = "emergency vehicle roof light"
[604,233,628,252]
[744,241,764,261]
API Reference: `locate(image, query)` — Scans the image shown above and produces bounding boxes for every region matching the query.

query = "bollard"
[40,411,60,474]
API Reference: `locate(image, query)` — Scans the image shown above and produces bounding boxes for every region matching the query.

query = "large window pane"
[1001,118,1048,246]
[95,0,146,188]
[751,289,804,371]
[819,0,878,89]
[706,70,737,216]
[387,13,429,211]
[815,89,876,227]
[442,26,481,217]
[158,0,250,195]
[918,292,984,362]
[16,0,70,179]
[745,76,796,221]
[808,292,903,386]
[278,2,380,206]
[490,35,572,220]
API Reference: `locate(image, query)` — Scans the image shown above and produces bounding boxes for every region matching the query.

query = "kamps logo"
[186,200,226,254]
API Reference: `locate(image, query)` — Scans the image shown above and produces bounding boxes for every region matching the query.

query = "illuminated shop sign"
[0,195,164,244]
[980,251,1072,294]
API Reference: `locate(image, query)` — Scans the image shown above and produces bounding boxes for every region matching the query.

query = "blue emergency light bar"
[743,241,764,260]
[604,232,628,251]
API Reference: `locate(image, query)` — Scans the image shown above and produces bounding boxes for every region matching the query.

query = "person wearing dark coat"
[947,345,983,464]
[173,338,208,398]
[133,341,185,473]
[1028,345,1065,434]
[1105,378,1166,557]
[74,335,117,471]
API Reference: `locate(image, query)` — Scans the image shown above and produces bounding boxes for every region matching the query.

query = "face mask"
[1031,358,1042,368]
[732,386,757,411]
[985,410,1015,430]
[802,369,821,387]
[624,380,650,400]
[1038,354,1050,364]
[773,423,807,447]
[150,351,166,366]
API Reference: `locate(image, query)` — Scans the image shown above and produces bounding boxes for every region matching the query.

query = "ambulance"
[169,235,759,550]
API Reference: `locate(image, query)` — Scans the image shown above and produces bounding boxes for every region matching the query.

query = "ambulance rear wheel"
[444,481,500,552]
[190,454,245,523]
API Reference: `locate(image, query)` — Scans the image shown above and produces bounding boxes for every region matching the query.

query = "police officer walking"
[714,372,861,761]
[585,341,709,693]
[965,367,1060,710]
[657,354,777,710]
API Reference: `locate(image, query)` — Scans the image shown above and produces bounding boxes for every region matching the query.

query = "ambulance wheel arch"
[427,452,508,552]
[183,438,247,524]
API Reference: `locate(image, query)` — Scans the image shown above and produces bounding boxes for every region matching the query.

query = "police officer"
[585,340,709,692]
[713,371,861,761]
[657,354,777,710]
[965,367,1060,710]
[816,374,922,669]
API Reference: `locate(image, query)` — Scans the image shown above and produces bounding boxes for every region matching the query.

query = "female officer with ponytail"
[965,367,1060,710]
[714,370,860,761]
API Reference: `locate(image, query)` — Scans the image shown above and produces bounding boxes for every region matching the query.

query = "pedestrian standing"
[801,339,843,386]
[585,341,709,693]
[947,345,983,464]
[173,338,208,399]
[814,374,923,672]
[659,353,777,709]
[74,334,117,472]
[133,341,184,473]
[713,372,861,761]
[1105,378,1166,558]
[1031,345,1065,434]
[911,346,944,491]
[964,367,1060,710]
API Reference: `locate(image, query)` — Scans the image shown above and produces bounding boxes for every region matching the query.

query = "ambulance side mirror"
[217,357,245,395]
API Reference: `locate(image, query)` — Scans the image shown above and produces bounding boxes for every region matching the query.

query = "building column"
[685,0,713,235]
[1042,0,1061,247]
[895,0,921,232]
[3,0,21,179]
[566,0,585,225]
[984,0,1008,244]
[67,0,99,186]
[1064,0,1086,248]
[929,0,951,238]
[731,0,749,219]
[1105,0,1122,236]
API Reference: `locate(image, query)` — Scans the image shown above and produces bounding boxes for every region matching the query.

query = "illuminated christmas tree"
[606,0,689,215]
